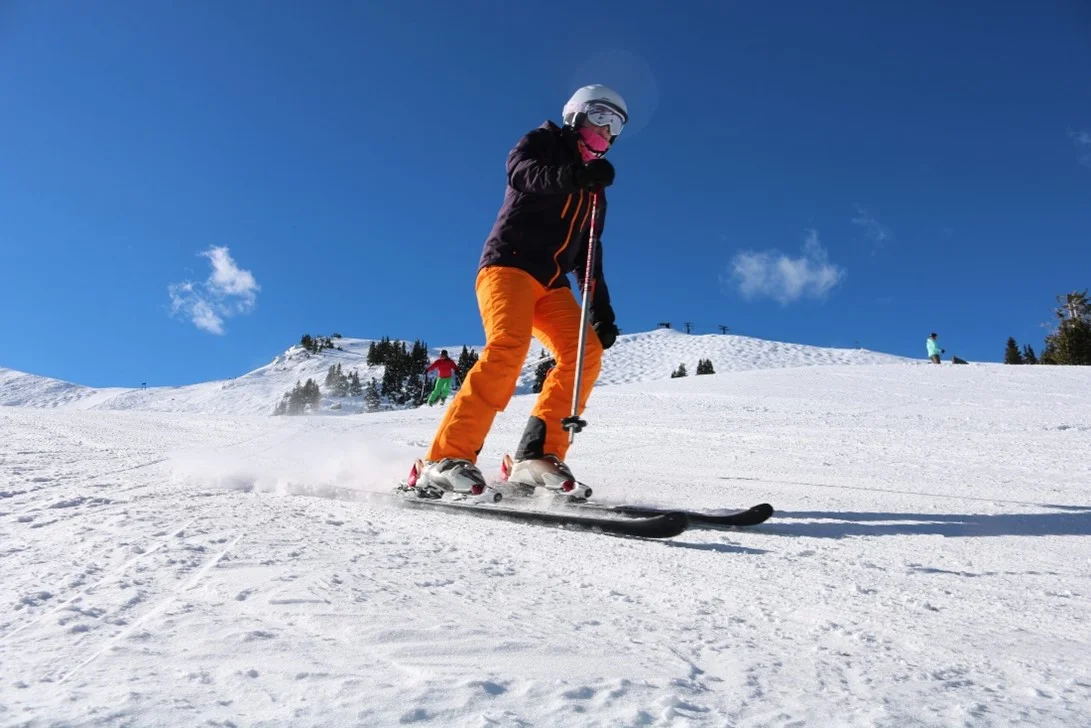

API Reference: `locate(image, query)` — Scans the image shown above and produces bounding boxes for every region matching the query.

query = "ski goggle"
[583,102,627,137]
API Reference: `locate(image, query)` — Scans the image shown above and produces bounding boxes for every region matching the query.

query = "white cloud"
[202,246,259,307]
[189,297,226,335]
[725,230,846,306]
[168,246,260,335]
[851,204,891,245]
[1070,129,1091,168]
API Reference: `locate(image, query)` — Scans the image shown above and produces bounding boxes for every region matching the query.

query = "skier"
[407,84,626,497]
[926,332,944,364]
[424,350,460,406]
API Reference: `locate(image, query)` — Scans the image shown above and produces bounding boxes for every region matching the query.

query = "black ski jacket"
[478,121,614,326]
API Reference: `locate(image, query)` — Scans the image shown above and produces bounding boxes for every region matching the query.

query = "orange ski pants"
[426,266,602,464]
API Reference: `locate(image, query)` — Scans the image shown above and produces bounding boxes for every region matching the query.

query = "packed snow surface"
[2,338,1090,726]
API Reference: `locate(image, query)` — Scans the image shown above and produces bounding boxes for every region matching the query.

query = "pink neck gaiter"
[577,126,610,162]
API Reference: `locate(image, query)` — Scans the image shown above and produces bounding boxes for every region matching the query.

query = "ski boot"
[500,454,593,501]
[405,458,498,501]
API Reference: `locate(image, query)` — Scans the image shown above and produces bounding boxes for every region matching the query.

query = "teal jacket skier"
[926,333,944,363]
[425,351,460,406]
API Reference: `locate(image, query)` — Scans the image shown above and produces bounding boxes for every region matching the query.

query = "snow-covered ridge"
[587,328,914,386]
[1,329,915,414]
[1,337,385,416]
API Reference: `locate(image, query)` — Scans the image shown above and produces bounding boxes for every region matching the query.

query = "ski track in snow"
[1,362,1090,726]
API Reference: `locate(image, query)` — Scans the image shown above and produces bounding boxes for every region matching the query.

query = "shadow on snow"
[764,506,1091,539]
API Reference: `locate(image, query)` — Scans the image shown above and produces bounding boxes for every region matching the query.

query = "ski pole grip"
[562,416,587,434]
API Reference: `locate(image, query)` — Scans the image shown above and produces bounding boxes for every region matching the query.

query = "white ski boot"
[500,454,593,500]
[406,458,491,500]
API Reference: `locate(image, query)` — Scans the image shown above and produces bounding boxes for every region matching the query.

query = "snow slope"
[2,362,1089,726]
[0,367,128,410]
[0,338,386,416]
[0,329,914,415]
[586,329,914,386]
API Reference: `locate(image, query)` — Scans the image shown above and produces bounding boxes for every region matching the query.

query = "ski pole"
[562,189,600,444]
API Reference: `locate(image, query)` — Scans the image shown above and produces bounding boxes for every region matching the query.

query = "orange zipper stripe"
[549,190,584,287]
[560,194,573,218]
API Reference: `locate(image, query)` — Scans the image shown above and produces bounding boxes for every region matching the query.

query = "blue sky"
[2,1,1089,386]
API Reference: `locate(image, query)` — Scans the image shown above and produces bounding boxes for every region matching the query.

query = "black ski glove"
[593,320,619,350]
[572,159,615,190]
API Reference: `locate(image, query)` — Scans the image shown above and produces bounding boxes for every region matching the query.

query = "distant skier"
[407,84,625,496]
[926,332,945,364]
[425,350,459,406]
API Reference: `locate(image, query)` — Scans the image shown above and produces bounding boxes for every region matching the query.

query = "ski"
[494,455,772,529]
[393,491,689,539]
[559,500,774,529]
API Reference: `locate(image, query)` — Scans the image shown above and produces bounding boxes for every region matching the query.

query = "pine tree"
[302,378,321,410]
[413,373,429,406]
[1004,337,1024,365]
[533,357,556,393]
[1022,344,1038,365]
[457,345,479,375]
[287,380,306,415]
[365,378,381,411]
[406,345,427,405]
[381,361,399,397]
[300,334,315,353]
[377,336,393,363]
[378,340,413,403]
[273,395,288,416]
[671,363,688,378]
[394,341,411,403]
[380,342,397,397]
[410,340,430,381]
[370,336,392,365]
[334,368,350,397]
[323,363,348,397]
[348,370,363,397]
[1061,290,1090,322]
[696,358,715,375]
[1042,290,1091,365]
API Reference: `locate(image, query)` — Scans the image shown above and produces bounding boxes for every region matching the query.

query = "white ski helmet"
[562,84,628,141]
